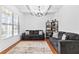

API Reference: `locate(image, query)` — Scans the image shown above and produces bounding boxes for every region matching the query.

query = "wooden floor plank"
[0,40,20,54]
[46,39,57,54]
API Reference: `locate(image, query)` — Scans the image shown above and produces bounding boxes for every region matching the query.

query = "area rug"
[7,41,52,54]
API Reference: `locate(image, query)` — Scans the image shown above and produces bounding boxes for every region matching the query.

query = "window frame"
[0,7,19,39]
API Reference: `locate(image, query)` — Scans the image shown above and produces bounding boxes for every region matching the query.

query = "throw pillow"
[25,31,29,35]
[39,31,42,35]
[52,32,58,38]
[62,34,66,40]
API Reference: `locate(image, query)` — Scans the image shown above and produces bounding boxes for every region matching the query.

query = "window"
[13,14,19,35]
[1,11,13,39]
[0,6,19,39]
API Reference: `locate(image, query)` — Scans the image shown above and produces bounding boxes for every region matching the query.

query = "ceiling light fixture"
[27,5,51,17]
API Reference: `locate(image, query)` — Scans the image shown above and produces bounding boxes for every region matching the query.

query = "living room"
[0,5,79,54]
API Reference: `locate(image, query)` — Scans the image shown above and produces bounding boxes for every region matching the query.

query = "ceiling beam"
[45,5,52,16]
[26,5,34,16]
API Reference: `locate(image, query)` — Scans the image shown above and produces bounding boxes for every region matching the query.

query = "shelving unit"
[46,19,58,38]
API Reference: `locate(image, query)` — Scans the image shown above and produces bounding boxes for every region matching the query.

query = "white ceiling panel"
[15,5,62,15]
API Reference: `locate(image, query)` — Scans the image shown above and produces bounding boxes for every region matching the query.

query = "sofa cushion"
[22,30,44,40]
[66,33,79,40]
[58,31,79,40]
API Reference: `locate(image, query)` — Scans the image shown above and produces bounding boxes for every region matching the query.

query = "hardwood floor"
[46,39,57,54]
[0,40,20,54]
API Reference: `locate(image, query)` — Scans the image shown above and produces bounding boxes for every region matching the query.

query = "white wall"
[19,14,27,33]
[19,14,55,33]
[55,5,79,34]
[20,5,79,34]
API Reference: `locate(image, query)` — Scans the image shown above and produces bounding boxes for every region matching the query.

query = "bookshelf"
[46,19,58,38]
